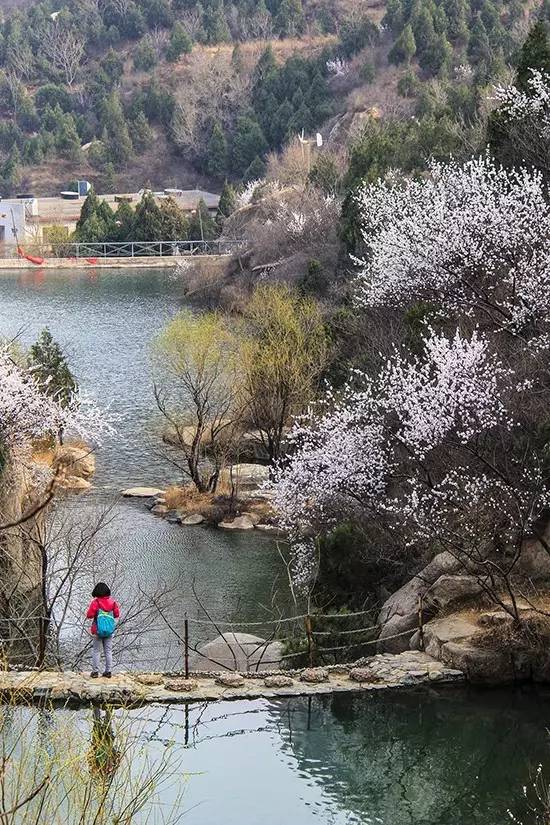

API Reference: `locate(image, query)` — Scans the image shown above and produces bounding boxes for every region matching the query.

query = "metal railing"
[2,239,246,260]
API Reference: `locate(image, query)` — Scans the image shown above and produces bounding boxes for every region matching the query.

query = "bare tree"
[42,23,86,88]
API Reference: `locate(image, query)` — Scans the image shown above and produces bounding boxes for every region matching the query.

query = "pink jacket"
[86,596,120,635]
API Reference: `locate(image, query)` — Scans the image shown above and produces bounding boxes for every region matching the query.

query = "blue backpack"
[96,609,116,638]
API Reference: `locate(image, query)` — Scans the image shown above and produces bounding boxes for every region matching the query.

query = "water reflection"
[20,687,550,825]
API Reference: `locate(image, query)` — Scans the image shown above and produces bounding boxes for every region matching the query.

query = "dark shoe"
[103,671,112,678]
[90,671,99,678]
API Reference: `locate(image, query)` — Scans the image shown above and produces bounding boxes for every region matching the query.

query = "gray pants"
[92,635,113,673]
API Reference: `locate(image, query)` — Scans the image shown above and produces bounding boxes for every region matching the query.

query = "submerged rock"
[151,504,168,515]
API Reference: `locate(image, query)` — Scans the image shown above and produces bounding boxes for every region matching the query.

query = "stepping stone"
[164,679,198,692]
[264,675,294,688]
[349,667,381,683]
[135,674,164,686]
[300,668,329,683]
[215,673,245,688]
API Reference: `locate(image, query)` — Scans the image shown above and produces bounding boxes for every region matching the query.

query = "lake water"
[0,267,289,667]
[9,687,550,825]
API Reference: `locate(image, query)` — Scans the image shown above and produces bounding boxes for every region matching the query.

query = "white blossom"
[326,58,349,76]
[493,69,550,138]
[353,154,550,332]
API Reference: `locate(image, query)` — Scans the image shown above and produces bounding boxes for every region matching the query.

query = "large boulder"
[193,632,283,672]
[377,553,483,652]
[219,464,270,491]
[218,515,255,530]
[53,444,96,480]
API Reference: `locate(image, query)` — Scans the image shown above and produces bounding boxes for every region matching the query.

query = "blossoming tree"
[274,155,550,618]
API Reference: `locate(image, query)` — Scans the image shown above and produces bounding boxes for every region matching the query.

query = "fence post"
[417,595,424,651]
[304,614,314,667]
[184,614,189,679]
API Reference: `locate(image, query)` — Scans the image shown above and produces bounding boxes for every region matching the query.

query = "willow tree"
[153,311,242,492]
[240,284,328,463]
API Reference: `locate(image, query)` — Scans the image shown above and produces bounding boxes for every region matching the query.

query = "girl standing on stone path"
[86,582,120,679]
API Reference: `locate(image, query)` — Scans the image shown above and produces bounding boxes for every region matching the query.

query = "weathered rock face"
[53,444,95,484]
[193,632,283,672]
[219,464,270,491]
[377,553,483,652]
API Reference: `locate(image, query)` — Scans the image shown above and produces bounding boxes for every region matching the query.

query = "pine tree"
[159,197,188,239]
[205,122,228,177]
[216,180,236,228]
[203,0,230,43]
[131,111,154,151]
[29,328,78,410]
[383,0,404,35]
[101,94,133,168]
[232,115,268,174]
[412,5,437,55]
[166,22,193,62]
[515,21,550,91]
[468,15,492,64]
[389,23,417,64]
[275,0,305,36]
[243,155,266,181]
[133,192,164,240]
[76,190,101,233]
[188,198,218,240]
[113,200,135,241]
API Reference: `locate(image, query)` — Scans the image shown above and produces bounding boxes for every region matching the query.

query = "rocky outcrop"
[218,515,255,530]
[377,552,482,652]
[53,444,95,490]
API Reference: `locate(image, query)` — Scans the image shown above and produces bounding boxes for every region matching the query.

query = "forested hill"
[0,0,545,196]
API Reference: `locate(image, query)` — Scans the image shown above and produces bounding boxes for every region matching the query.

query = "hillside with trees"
[0,0,544,195]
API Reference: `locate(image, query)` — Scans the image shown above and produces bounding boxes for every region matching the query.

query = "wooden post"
[305,615,314,667]
[418,595,424,651]
[184,615,189,679]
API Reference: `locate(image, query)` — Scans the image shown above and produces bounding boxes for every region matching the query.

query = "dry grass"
[475,612,550,653]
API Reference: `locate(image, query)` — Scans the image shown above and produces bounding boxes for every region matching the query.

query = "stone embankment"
[1,652,463,706]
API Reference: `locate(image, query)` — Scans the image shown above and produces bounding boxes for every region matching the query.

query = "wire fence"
[0,596,426,675]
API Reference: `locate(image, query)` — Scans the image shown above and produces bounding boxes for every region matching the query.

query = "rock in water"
[193,632,283,672]
[121,487,165,498]
[182,513,205,525]
[218,515,255,530]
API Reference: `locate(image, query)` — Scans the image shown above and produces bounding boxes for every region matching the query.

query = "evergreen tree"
[383,0,404,35]
[232,115,268,174]
[101,94,133,168]
[29,329,78,410]
[203,0,231,43]
[271,99,294,146]
[134,37,157,71]
[412,6,437,54]
[389,23,417,64]
[133,192,164,241]
[166,22,193,62]
[131,111,154,151]
[216,180,236,228]
[159,197,188,239]
[205,122,228,177]
[243,155,266,181]
[468,16,492,64]
[515,21,550,91]
[275,0,305,36]
[76,190,101,233]
[443,0,469,42]
[188,198,218,240]
[113,200,135,241]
